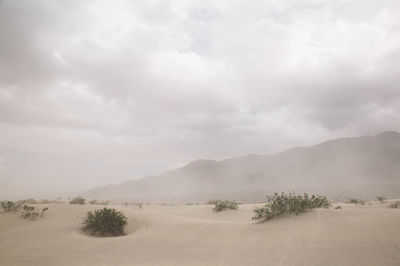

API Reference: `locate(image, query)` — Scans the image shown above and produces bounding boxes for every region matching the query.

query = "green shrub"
[213,200,239,212]
[82,208,128,237]
[347,198,365,205]
[70,197,86,205]
[252,192,330,222]
[376,196,386,203]
[388,201,400,209]
[0,200,22,212]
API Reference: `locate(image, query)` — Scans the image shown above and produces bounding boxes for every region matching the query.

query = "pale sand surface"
[0,203,399,266]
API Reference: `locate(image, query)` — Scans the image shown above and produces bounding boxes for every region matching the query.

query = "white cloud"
[0,0,400,197]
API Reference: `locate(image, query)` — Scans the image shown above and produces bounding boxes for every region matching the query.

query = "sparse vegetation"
[376,196,386,203]
[21,205,48,220]
[89,200,110,205]
[82,208,128,237]
[0,200,23,212]
[212,200,239,212]
[206,199,219,205]
[388,200,400,209]
[122,202,143,208]
[252,192,330,222]
[69,197,86,205]
[347,198,365,205]
[335,206,342,209]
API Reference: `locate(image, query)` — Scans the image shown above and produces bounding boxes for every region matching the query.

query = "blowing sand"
[0,203,399,266]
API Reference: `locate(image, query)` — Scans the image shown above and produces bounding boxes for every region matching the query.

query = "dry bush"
[0,200,23,212]
[21,205,48,220]
[212,200,239,212]
[347,198,365,205]
[388,201,400,209]
[376,196,386,203]
[69,197,86,205]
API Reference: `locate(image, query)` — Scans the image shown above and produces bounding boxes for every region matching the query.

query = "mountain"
[83,131,400,202]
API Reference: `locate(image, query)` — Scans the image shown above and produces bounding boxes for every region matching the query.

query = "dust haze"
[1,1,400,266]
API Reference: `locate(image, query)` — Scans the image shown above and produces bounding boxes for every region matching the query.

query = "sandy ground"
[0,202,399,266]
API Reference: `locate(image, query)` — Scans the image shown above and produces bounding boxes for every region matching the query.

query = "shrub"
[21,198,38,204]
[252,192,330,222]
[388,201,400,209]
[0,200,22,212]
[206,199,219,205]
[213,200,239,212]
[21,205,48,220]
[89,200,110,205]
[82,208,128,237]
[376,196,386,203]
[347,198,365,205]
[70,197,86,205]
[335,206,342,209]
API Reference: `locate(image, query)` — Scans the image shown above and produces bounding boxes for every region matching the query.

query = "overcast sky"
[1,0,400,198]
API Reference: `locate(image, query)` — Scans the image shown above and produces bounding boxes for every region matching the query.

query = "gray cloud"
[1,0,400,198]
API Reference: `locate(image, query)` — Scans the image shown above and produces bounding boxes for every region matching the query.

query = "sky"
[1,0,400,198]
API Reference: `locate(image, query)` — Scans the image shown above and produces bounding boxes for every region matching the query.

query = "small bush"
[21,198,38,204]
[213,200,239,212]
[70,197,86,205]
[335,206,342,209]
[388,201,400,209]
[82,208,128,237]
[347,198,365,205]
[206,199,219,205]
[376,196,386,203]
[21,205,48,220]
[89,200,110,205]
[252,192,330,222]
[0,200,22,212]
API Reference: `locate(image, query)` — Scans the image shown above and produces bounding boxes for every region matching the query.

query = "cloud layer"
[1,0,400,197]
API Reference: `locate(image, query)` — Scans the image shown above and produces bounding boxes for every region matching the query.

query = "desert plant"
[89,200,110,205]
[335,206,342,209]
[21,205,39,219]
[252,192,330,222]
[20,205,48,219]
[376,196,386,203]
[0,200,23,212]
[388,200,400,209]
[21,198,38,204]
[69,197,86,205]
[213,200,239,212]
[82,208,128,237]
[347,198,365,205]
[206,199,219,205]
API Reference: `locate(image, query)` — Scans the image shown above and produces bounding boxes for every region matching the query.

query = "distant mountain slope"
[84,132,400,202]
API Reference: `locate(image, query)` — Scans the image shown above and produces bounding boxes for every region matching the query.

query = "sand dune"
[0,203,399,266]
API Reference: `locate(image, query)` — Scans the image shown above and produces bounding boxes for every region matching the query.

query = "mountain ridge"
[83,131,400,202]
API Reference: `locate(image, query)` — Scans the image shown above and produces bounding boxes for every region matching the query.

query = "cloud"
[0,0,400,197]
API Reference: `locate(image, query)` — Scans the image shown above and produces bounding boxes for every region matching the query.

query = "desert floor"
[0,202,399,266]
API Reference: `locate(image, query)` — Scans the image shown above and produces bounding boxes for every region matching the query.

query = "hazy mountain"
[84,131,400,202]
